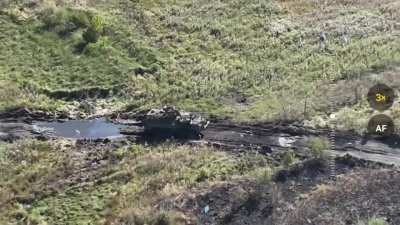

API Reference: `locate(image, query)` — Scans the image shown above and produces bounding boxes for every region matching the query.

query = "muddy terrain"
[2,108,399,167]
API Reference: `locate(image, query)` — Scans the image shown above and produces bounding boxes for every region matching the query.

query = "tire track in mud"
[198,121,400,167]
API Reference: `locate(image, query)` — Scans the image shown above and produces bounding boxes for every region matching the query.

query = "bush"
[39,8,104,40]
[70,10,91,28]
[41,8,93,37]
[253,167,273,185]
[83,27,100,43]
[83,15,103,43]
[307,137,330,159]
[41,8,66,30]
[83,37,111,56]
[282,149,296,168]
[195,168,209,182]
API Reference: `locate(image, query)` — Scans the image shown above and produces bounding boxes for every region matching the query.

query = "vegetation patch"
[0,141,270,224]
[284,170,400,225]
[1,0,399,123]
[307,137,330,160]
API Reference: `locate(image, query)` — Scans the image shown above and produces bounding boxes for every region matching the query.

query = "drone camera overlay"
[0,0,400,225]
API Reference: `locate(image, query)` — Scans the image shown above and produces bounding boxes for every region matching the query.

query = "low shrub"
[282,149,296,168]
[252,167,273,185]
[83,15,103,43]
[83,37,111,56]
[40,7,103,40]
[307,137,330,160]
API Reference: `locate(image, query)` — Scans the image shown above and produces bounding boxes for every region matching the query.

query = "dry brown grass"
[107,208,192,225]
[313,0,396,9]
[277,0,318,15]
[98,144,270,225]
[282,170,400,225]
[278,0,399,16]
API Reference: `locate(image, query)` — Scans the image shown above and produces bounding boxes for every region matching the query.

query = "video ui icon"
[367,114,394,137]
[368,84,395,111]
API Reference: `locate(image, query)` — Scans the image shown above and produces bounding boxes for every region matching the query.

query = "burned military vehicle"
[142,106,209,139]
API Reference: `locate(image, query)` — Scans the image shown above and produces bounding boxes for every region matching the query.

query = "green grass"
[359,217,389,225]
[0,140,70,224]
[0,140,270,224]
[307,137,330,159]
[0,4,164,111]
[0,0,399,121]
[24,182,119,225]
[101,144,270,223]
[0,8,154,90]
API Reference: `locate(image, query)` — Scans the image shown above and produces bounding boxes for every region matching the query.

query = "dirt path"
[1,117,400,167]
[200,121,400,167]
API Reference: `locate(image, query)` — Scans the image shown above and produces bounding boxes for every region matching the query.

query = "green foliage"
[237,153,269,174]
[83,15,103,44]
[39,7,103,43]
[70,10,91,28]
[252,167,273,185]
[0,9,159,111]
[41,8,66,30]
[82,26,98,43]
[116,210,187,225]
[0,140,72,224]
[100,144,270,223]
[0,81,58,111]
[307,137,330,159]
[282,149,296,168]
[0,2,399,224]
[1,0,400,121]
[40,8,91,37]
[367,218,389,225]
[83,37,111,56]
[26,182,117,225]
[358,217,389,225]
[195,168,209,182]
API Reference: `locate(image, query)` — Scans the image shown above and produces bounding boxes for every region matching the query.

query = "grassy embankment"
[0,0,399,127]
[0,139,393,225]
[0,140,272,224]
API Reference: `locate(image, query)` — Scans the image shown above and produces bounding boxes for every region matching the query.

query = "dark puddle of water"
[35,118,128,139]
